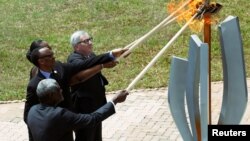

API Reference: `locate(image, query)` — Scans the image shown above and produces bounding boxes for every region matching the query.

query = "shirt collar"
[39,70,51,79]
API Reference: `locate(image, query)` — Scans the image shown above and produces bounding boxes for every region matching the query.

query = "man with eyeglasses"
[24,39,127,141]
[67,30,123,141]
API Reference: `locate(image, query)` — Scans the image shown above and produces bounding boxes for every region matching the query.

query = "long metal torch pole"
[204,0,212,125]
[126,13,197,91]
[204,13,211,124]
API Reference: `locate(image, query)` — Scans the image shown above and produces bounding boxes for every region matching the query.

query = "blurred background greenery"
[0,0,249,100]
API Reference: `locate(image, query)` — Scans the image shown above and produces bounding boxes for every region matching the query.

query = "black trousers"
[27,126,34,141]
[74,97,104,141]
[74,123,102,141]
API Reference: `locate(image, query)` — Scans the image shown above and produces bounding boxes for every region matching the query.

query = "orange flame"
[167,0,220,32]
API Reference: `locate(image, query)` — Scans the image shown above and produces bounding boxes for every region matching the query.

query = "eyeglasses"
[77,37,93,45]
[39,52,54,59]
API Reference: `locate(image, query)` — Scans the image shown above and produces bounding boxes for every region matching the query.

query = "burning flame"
[167,0,220,32]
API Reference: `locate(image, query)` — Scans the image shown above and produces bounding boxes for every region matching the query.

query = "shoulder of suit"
[68,52,85,61]
[28,75,43,85]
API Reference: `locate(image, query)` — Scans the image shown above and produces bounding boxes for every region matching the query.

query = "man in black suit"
[68,30,123,141]
[27,79,129,141]
[24,41,127,141]
[25,39,106,84]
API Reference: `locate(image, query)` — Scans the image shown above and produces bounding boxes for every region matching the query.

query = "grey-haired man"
[27,79,129,141]
[68,30,121,141]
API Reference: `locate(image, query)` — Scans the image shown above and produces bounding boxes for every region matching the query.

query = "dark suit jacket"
[68,52,108,112]
[24,53,113,123]
[27,102,115,141]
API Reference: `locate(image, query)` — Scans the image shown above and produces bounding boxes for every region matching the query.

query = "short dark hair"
[26,39,44,63]
[30,47,43,67]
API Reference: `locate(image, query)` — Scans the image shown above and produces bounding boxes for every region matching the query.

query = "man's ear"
[74,45,80,51]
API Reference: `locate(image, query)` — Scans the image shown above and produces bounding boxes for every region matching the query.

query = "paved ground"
[0,79,249,141]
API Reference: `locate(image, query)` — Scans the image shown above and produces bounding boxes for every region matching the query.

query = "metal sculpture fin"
[168,56,193,141]
[218,16,248,124]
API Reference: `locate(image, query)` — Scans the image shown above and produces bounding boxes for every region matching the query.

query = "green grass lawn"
[0,0,249,101]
